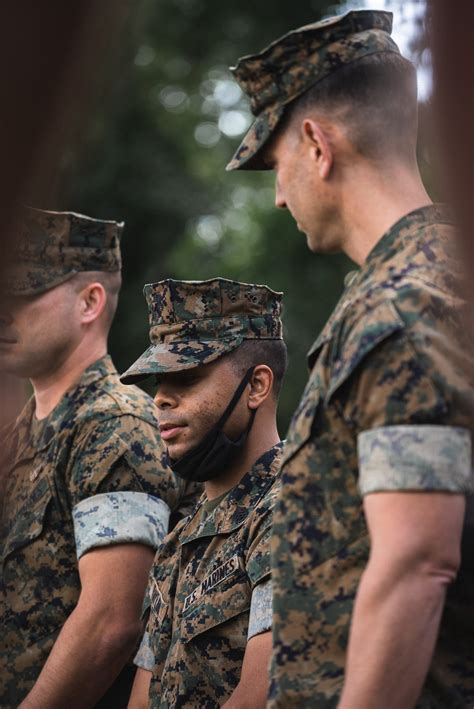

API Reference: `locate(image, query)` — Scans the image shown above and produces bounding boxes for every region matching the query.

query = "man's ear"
[301,118,333,179]
[78,282,107,325]
[247,365,274,409]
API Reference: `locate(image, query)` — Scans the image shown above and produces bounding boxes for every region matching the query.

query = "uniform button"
[344,270,359,288]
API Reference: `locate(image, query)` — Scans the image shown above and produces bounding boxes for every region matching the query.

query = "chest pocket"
[282,299,405,467]
[2,469,52,564]
[179,555,251,643]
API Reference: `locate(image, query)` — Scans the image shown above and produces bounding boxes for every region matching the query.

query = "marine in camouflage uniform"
[227,10,474,708]
[122,278,286,707]
[0,209,196,708]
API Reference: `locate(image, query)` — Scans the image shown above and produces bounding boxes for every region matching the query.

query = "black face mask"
[167,367,256,483]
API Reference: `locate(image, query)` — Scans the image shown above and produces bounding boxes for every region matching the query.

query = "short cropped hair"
[70,270,122,331]
[281,52,418,162]
[227,339,288,398]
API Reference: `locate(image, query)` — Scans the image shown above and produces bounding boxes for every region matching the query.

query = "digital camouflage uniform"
[140,444,282,708]
[227,12,474,708]
[122,278,285,707]
[0,209,196,708]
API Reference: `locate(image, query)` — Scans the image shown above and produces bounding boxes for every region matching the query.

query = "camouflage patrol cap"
[120,277,283,383]
[6,206,123,295]
[226,10,399,171]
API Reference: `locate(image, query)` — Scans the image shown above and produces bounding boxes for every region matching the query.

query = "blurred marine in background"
[0,209,197,709]
[228,9,474,708]
[124,278,286,708]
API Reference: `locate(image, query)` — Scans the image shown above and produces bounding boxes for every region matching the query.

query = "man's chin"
[167,443,192,462]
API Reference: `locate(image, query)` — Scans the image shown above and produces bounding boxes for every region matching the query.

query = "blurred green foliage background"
[60,0,432,432]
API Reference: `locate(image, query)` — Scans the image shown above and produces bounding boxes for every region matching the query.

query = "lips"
[159,422,187,441]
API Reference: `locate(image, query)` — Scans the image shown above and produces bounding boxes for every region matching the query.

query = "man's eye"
[181,373,200,385]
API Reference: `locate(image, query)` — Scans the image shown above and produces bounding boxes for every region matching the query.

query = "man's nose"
[153,388,178,410]
[275,178,287,209]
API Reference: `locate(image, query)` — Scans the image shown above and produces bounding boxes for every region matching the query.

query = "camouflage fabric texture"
[226,10,399,171]
[5,206,123,296]
[0,356,198,708]
[270,205,474,708]
[145,444,283,708]
[121,277,283,383]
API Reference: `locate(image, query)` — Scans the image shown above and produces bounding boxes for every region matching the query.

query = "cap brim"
[120,337,244,385]
[225,104,285,171]
[3,266,77,296]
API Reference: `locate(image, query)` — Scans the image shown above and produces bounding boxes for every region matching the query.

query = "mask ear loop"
[213,366,256,432]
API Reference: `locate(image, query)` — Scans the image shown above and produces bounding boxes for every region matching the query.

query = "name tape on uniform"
[183,555,239,612]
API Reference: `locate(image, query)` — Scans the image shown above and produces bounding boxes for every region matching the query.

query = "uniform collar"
[307,203,452,366]
[9,355,117,460]
[363,203,452,269]
[179,442,283,544]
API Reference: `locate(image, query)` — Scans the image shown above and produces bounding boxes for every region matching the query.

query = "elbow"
[368,544,462,593]
[423,547,461,586]
[96,619,142,662]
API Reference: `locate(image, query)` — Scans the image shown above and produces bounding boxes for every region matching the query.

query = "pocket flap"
[180,557,250,642]
[326,299,404,402]
[281,300,404,467]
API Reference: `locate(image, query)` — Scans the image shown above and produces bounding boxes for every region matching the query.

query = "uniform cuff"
[134,630,155,671]
[358,425,473,495]
[73,491,170,559]
[247,577,272,639]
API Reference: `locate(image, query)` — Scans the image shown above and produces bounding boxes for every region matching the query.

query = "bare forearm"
[223,682,267,709]
[20,606,140,709]
[339,568,448,709]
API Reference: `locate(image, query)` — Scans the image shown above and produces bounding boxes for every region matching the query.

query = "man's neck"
[204,414,280,500]
[340,161,432,266]
[31,340,107,420]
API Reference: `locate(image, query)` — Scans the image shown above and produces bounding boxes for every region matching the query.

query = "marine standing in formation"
[227,9,474,708]
[123,278,287,707]
[0,209,198,708]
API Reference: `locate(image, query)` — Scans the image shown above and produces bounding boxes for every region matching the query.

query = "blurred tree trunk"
[431,0,474,299]
[0,1,133,475]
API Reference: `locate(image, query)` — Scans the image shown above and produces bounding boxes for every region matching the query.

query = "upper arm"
[363,492,465,580]
[78,543,155,621]
[246,482,280,588]
[223,631,272,708]
[69,415,186,558]
[341,308,472,577]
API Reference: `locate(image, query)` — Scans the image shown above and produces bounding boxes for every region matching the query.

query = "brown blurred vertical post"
[431,0,474,295]
[0,1,134,431]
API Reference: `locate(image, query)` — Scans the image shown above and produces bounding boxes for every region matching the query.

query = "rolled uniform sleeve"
[339,321,474,497]
[245,480,279,639]
[358,425,473,495]
[247,577,272,639]
[246,485,278,588]
[73,491,170,559]
[134,629,155,671]
[67,415,183,557]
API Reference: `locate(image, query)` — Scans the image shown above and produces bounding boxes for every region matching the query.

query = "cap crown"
[146,278,283,344]
[120,278,284,383]
[227,10,399,170]
[7,207,123,295]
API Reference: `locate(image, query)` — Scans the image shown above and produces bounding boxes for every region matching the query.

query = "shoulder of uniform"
[74,379,159,428]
